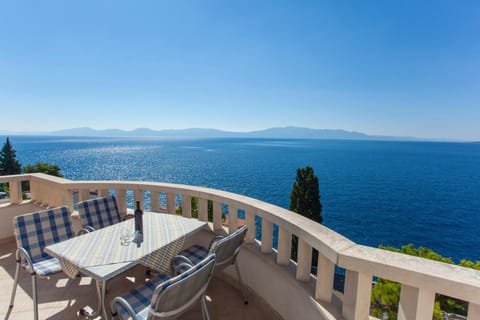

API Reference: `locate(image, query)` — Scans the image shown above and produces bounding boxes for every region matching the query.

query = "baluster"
[29,179,38,202]
[166,193,176,214]
[28,179,36,201]
[213,201,222,231]
[468,303,480,320]
[150,191,160,212]
[134,190,144,210]
[397,285,435,320]
[198,198,208,222]
[98,189,109,197]
[115,189,127,216]
[342,270,372,320]
[261,218,273,253]
[79,189,90,201]
[277,227,291,265]
[182,195,192,218]
[245,210,256,243]
[228,205,238,233]
[296,238,312,281]
[315,254,335,302]
[9,180,22,204]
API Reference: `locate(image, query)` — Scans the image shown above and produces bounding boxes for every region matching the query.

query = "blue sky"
[1,1,479,140]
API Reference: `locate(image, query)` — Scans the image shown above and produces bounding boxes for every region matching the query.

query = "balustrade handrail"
[0,173,36,182]
[2,173,480,319]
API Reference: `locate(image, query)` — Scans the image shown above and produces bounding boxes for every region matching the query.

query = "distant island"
[0,126,419,141]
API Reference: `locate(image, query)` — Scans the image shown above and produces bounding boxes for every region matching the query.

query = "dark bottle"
[134,201,143,234]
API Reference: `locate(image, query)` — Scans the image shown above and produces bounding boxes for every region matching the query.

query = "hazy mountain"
[1,126,418,141]
[50,127,241,138]
[245,127,370,139]
[51,127,127,136]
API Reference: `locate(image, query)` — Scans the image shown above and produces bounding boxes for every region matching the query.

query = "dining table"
[45,211,207,319]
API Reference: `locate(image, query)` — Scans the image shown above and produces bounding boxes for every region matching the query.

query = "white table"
[45,212,207,319]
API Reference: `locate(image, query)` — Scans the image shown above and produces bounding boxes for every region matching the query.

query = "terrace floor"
[0,238,283,320]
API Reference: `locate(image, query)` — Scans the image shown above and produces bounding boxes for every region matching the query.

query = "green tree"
[289,166,323,262]
[24,162,64,177]
[289,166,323,224]
[0,137,22,193]
[0,137,22,176]
[371,244,476,319]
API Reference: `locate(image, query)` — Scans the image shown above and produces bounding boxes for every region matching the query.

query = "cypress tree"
[289,166,323,262]
[289,166,322,223]
[0,137,22,176]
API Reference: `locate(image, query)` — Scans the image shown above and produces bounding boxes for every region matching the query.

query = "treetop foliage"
[379,243,480,269]
[289,165,323,224]
[0,137,22,176]
[24,162,64,178]
[380,243,454,264]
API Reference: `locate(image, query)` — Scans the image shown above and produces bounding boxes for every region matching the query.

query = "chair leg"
[201,295,210,320]
[32,274,39,320]
[234,260,248,304]
[8,261,21,309]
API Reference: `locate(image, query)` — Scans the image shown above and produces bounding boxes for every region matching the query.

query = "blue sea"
[4,136,480,263]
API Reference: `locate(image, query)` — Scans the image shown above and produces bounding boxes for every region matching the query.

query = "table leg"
[78,280,109,319]
[100,280,108,319]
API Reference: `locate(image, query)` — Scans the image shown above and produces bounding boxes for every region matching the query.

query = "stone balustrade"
[1,173,480,320]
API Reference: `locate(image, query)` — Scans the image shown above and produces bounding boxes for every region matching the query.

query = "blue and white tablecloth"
[46,212,207,278]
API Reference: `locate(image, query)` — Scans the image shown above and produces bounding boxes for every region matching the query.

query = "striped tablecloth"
[46,212,207,278]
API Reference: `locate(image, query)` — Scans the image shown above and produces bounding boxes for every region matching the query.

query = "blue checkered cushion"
[114,254,216,320]
[13,206,75,264]
[115,274,170,320]
[175,244,210,265]
[173,226,247,273]
[77,196,121,230]
[151,254,215,313]
[30,257,63,276]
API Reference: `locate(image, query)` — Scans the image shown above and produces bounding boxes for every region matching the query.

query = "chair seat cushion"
[116,274,170,320]
[175,244,210,266]
[25,257,63,277]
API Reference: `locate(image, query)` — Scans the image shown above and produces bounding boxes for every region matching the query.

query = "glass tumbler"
[120,227,131,246]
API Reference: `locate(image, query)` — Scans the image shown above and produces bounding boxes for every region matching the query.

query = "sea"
[3,135,480,263]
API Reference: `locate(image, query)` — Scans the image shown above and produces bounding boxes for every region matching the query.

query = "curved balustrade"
[1,173,480,320]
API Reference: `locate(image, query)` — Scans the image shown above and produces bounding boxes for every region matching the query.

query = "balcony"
[1,173,480,320]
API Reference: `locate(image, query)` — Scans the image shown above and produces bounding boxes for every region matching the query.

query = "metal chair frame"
[173,225,249,304]
[8,206,75,320]
[111,254,216,320]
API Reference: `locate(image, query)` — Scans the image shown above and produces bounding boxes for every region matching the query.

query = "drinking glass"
[120,227,131,246]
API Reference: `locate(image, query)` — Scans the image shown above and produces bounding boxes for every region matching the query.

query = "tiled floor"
[0,239,282,320]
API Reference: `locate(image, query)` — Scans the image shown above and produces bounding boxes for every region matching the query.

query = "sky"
[0,1,479,141]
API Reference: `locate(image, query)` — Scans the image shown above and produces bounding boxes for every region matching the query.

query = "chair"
[172,225,248,304]
[8,206,75,320]
[111,254,216,320]
[77,195,122,232]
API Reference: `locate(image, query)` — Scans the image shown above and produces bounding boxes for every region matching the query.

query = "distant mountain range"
[0,126,415,140]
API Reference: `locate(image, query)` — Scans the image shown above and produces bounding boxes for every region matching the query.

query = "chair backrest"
[149,254,216,319]
[210,225,247,269]
[13,206,75,261]
[77,195,121,230]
